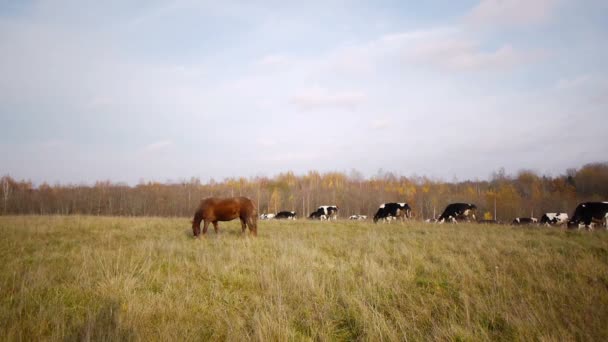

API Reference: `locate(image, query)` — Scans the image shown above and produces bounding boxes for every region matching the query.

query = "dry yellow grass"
[1,216,607,341]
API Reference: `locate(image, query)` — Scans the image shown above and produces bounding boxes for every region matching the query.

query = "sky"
[0,0,607,185]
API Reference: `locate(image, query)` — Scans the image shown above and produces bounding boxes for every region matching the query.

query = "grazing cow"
[309,205,339,220]
[260,213,276,220]
[275,211,297,220]
[191,197,257,237]
[511,217,538,225]
[437,203,477,223]
[373,203,412,223]
[567,202,608,229]
[349,215,367,220]
[539,213,568,226]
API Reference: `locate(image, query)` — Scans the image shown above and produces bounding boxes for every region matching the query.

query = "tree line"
[1,162,607,221]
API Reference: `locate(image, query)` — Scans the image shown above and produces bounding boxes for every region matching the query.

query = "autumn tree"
[1,163,606,220]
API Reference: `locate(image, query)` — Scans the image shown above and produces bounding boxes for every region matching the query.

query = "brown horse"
[191,197,258,237]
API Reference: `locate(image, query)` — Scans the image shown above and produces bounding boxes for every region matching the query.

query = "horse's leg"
[240,218,247,234]
[212,221,219,234]
[202,220,210,235]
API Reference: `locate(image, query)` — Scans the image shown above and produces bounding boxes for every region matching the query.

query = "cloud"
[370,119,390,129]
[555,74,595,90]
[40,139,68,149]
[256,138,277,147]
[290,87,366,110]
[553,74,608,106]
[259,152,324,163]
[293,27,541,76]
[1,0,605,184]
[377,29,542,72]
[416,43,539,71]
[144,140,174,151]
[256,54,290,68]
[466,0,559,27]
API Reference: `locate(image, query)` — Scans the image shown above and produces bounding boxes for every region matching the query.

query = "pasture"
[1,216,607,341]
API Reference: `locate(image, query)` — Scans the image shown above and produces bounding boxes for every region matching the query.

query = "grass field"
[1,216,607,341]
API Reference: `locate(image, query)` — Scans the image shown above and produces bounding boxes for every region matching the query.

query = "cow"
[309,205,339,220]
[539,213,568,226]
[260,213,276,220]
[373,203,412,223]
[567,202,608,230]
[437,203,477,224]
[275,211,297,220]
[511,217,538,225]
[349,215,367,220]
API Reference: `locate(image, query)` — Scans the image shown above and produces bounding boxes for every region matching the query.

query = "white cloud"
[256,54,289,67]
[290,87,367,110]
[2,0,605,184]
[553,74,608,106]
[385,30,542,72]
[419,43,538,71]
[293,27,541,76]
[466,0,559,27]
[145,140,174,151]
[555,74,594,89]
[256,138,277,147]
[259,152,324,163]
[370,119,390,129]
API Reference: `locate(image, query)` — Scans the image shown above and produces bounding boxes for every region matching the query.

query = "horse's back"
[236,196,256,212]
[199,197,256,220]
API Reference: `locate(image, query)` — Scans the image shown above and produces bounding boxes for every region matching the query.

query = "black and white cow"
[275,211,297,220]
[567,202,608,229]
[539,213,568,226]
[309,205,339,220]
[260,213,276,220]
[511,217,538,225]
[349,215,367,220]
[373,203,412,223]
[437,203,477,223]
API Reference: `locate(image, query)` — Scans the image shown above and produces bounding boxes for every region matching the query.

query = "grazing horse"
[191,197,258,237]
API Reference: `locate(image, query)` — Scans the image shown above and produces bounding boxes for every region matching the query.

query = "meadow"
[1,216,607,341]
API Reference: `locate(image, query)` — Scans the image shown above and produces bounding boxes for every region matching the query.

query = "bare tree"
[2,176,11,214]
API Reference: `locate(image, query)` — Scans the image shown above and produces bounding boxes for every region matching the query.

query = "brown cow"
[191,197,258,237]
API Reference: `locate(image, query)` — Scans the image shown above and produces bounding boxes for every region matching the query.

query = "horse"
[191,197,258,237]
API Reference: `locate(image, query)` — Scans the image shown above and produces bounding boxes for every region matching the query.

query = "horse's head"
[191,210,203,237]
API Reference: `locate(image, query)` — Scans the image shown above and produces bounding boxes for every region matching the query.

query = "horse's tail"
[246,213,258,236]
[246,202,258,236]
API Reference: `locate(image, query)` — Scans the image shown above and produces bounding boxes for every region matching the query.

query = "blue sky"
[1,0,607,184]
